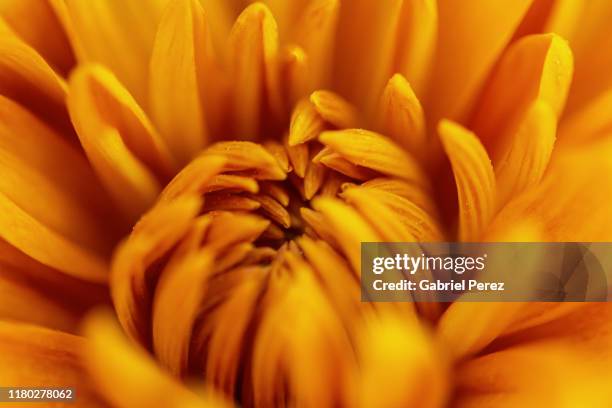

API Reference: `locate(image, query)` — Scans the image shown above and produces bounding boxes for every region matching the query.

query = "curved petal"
[426,0,532,123]
[488,139,612,241]
[0,35,73,137]
[495,100,557,207]
[439,120,496,241]
[83,310,233,408]
[470,33,572,156]
[227,3,281,138]
[0,96,120,255]
[64,0,170,105]
[0,321,108,408]
[150,0,217,164]
[0,0,75,74]
[68,65,174,220]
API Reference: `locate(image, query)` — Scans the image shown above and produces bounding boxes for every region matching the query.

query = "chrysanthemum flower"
[1,0,612,407]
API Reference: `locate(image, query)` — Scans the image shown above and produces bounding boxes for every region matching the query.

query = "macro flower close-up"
[1,0,612,406]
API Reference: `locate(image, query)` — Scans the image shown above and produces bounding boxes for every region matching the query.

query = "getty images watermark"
[361,243,612,302]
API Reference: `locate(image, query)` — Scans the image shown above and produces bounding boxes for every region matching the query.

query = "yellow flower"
[1,0,612,407]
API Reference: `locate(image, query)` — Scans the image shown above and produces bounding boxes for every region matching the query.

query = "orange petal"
[439,120,496,241]
[292,0,339,90]
[311,197,380,273]
[427,0,532,123]
[227,3,281,137]
[0,0,75,74]
[0,321,107,408]
[0,35,73,137]
[64,0,169,105]
[559,88,612,144]
[470,34,572,155]
[68,64,175,220]
[83,310,233,408]
[495,100,557,207]
[206,141,287,180]
[378,73,427,158]
[111,196,202,344]
[488,139,612,241]
[149,0,212,164]
[319,129,428,186]
[0,96,119,255]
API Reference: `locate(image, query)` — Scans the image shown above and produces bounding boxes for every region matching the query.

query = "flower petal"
[0,35,73,137]
[291,0,339,90]
[111,196,202,344]
[0,190,108,283]
[378,74,427,158]
[560,88,612,144]
[427,0,532,123]
[488,139,612,241]
[352,312,448,408]
[311,197,380,273]
[0,321,108,408]
[227,3,281,138]
[437,303,525,360]
[439,120,496,241]
[0,0,75,74]
[0,96,120,255]
[470,33,572,155]
[319,129,428,187]
[149,0,214,164]
[68,64,175,220]
[64,0,169,105]
[83,310,232,408]
[495,100,556,207]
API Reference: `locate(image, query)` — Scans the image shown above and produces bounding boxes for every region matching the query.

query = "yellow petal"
[153,249,214,376]
[248,194,291,228]
[488,139,612,241]
[311,197,380,272]
[357,177,438,217]
[0,266,78,332]
[263,140,291,172]
[206,141,287,180]
[456,343,612,407]
[352,312,448,408]
[439,120,496,241]
[0,190,108,283]
[309,90,358,129]
[341,187,415,241]
[289,98,326,146]
[149,0,211,164]
[285,137,309,177]
[0,0,75,74]
[427,0,532,123]
[68,64,176,220]
[392,0,437,97]
[304,162,327,199]
[0,321,107,408]
[495,100,556,207]
[227,2,281,138]
[560,88,612,144]
[158,154,227,203]
[0,96,120,255]
[64,0,169,105]
[343,186,444,241]
[378,73,427,158]
[111,196,202,344]
[334,0,435,113]
[437,303,525,360]
[83,310,233,408]
[564,1,612,115]
[292,0,339,90]
[0,35,73,137]
[470,34,573,154]
[319,129,428,186]
[280,45,308,106]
